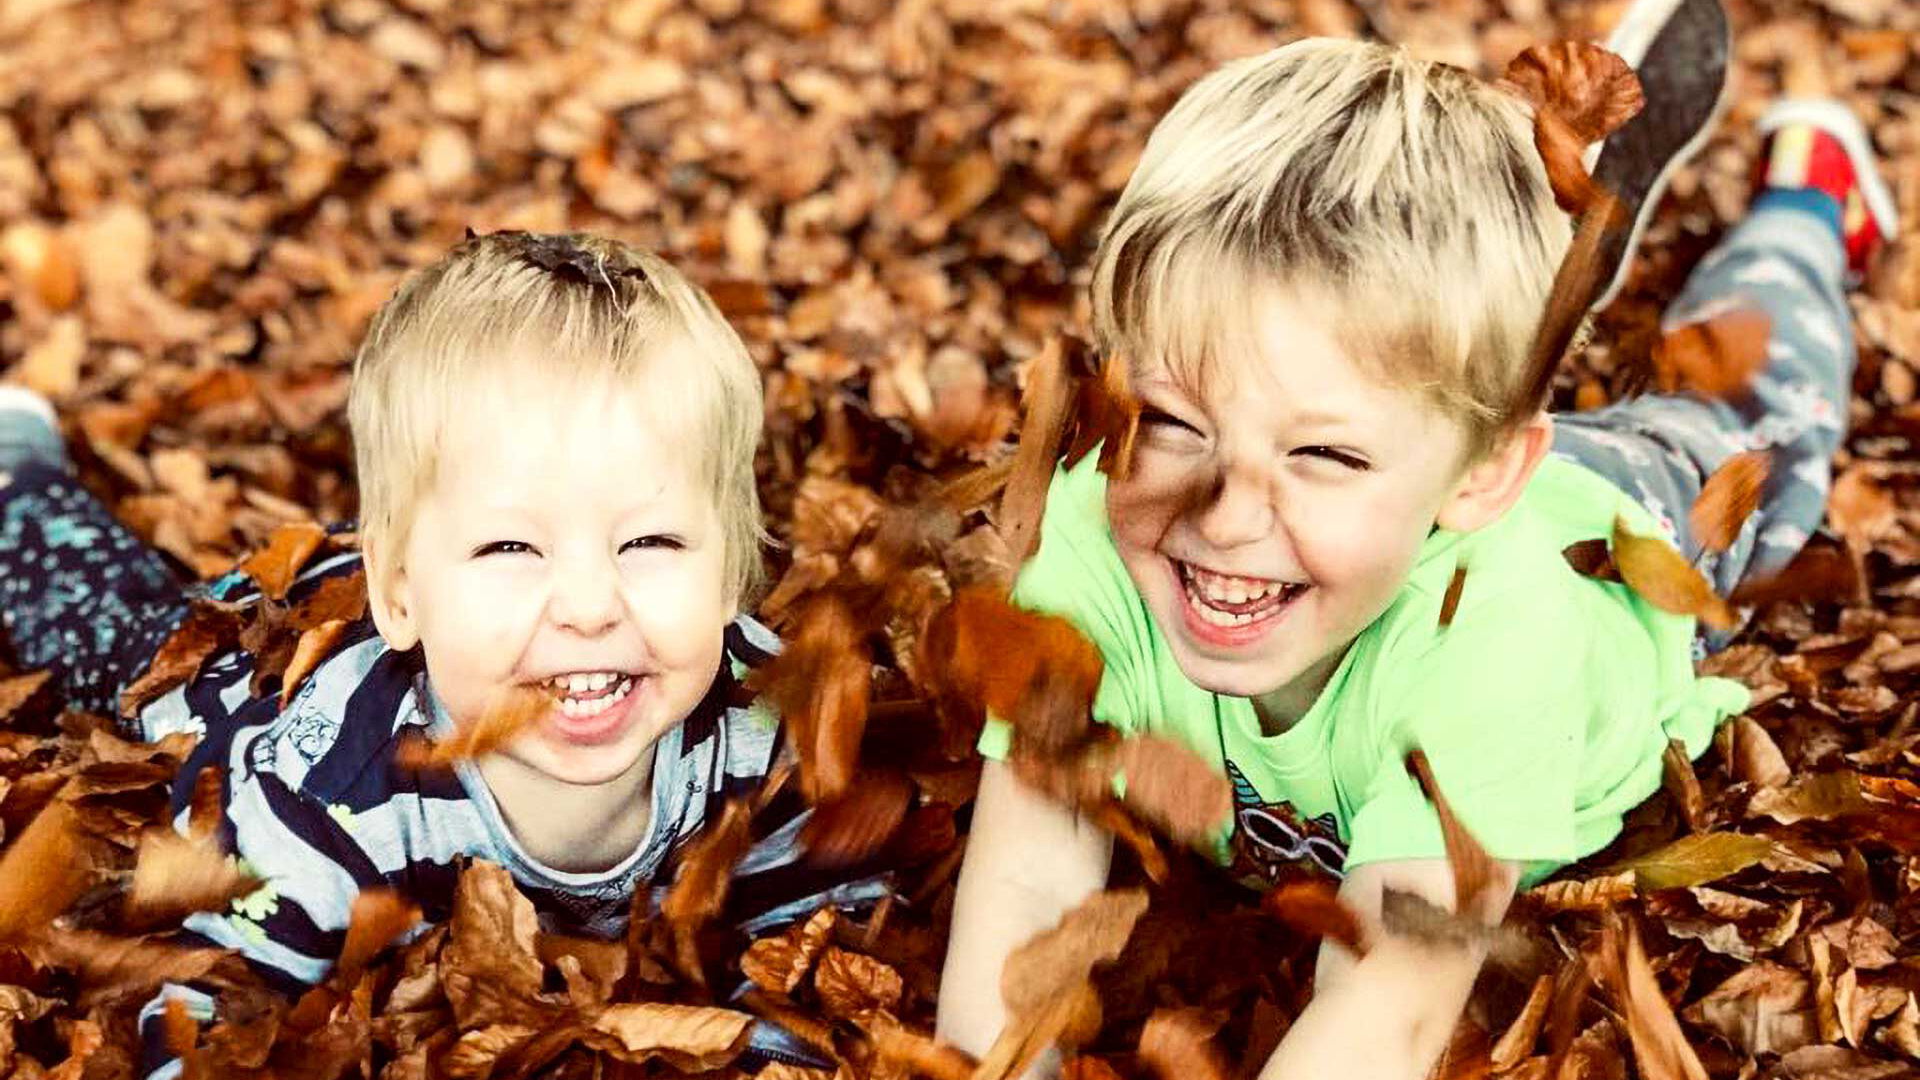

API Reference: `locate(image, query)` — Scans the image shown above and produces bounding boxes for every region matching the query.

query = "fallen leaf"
[1137,1008,1230,1080]
[1592,916,1709,1080]
[1438,564,1467,628]
[1407,749,1498,917]
[239,521,326,601]
[0,797,97,941]
[1261,879,1368,957]
[1104,735,1232,845]
[1000,339,1076,565]
[118,604,244,718]
[813,946,903,1020]
[1653,309,1770,398]
[1492,975,1556,1070]
[801,768,912,868]
[748,594,870,803]
[586,1002,753,1070]
[278,617,350,708]
[336,887,422,982]
[395,685,549,768]
[0,670,52,724]
[660,797,756,983]
[869,1016,978,1080]
[1001,888,1148,1020]
[1612,516,1736,630]
[742,907,838,995]
[1691,451,1771,552]
[125,828,260,923]
[1606,832,1774,891]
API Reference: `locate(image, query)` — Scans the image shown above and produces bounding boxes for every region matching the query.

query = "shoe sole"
[1587,0,1732,311]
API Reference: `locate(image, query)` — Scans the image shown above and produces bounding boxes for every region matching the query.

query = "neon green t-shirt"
[983,454,1749,887]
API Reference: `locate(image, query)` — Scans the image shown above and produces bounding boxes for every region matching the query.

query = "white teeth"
[557,675,634,718]
[546,671,625,697]
[1180,562,1304,625]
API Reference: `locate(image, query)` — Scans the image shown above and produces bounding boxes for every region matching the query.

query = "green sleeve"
[1341,604,1583,886]
[979,459,1156,759]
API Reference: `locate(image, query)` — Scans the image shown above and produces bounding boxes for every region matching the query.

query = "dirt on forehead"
[1,0,1919,1077]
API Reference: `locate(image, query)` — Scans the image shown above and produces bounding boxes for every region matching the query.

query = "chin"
[1166,641,1301,700]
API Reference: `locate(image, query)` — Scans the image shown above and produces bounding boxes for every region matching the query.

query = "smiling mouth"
[537,671,638,719]
[1175,560,1310,628]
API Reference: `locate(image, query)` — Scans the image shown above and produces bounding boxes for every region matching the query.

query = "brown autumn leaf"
[869,1017,978,1080]
[277,617,350,708]
[1730,716,1792,789]
[124,828,260,923]
[336,887,422,982]
[1727,538,1865,608]
[1261,879,1368,957]
[1407,749,1498,917]
[1691,451,1772,553]
[1612,516,1736,630]
[439,860,544,1028]
[814,946,904,1020]
[660,797,756,981]
[1000,338,1075,565]
[921,585,1102,756]
[1591,916,1710,1080]
[0,670,52,723]
[1001,888,1148,1020]
[741,907,838,996]
[395,684,549,768]
[184,764,223,840]
[1061,356,1142,482]
[1525,871,1637,913]
[586,1002,753,1071]
[1438,564,1467,628]
[1492,975,1556,1071]
[1501,42,1645,144]
[31,928,229,1003]
[1102,735,1233,846]
[1653,309,1771,398]
[0,797,98,942]
[286,569,369,631]
[118,604,244,718]
[1827,466,1898,551]
[801,768,912,868]
[749,594,869,803]
[239,521,326,601]
[1137,1008,1230,1080]
[1563,537,1622,582]
[1605,832,1774,892]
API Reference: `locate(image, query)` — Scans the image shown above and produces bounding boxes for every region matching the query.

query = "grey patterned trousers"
[1553,201,1853,652]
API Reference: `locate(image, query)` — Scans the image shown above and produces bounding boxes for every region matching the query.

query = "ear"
[363,546,421,652]
[1434,412,1553,534]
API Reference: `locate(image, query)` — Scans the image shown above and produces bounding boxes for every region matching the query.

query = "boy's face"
[380,362,734,790]
[1106,287,1478,716]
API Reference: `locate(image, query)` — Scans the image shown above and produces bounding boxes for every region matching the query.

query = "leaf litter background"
[1,0,1919,1077]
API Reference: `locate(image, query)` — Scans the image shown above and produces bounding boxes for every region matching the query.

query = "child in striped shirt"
[0,233,859,1075]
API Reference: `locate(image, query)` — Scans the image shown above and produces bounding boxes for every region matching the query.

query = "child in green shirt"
[936,14,1900,1080]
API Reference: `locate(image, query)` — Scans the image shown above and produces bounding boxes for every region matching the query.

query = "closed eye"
[473,540,536,558]
[1139,407,1200,435]
[621,535,684,553]
[1293,446,1370,470]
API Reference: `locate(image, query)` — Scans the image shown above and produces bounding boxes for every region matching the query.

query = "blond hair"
[348,232,768,607]
[1091,38,1572,460]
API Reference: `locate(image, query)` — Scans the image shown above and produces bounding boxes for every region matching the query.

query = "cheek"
[1106,457,1209,550]
[622,555,732,655]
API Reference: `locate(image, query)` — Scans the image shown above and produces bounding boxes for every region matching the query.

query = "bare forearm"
[936,761,1112,1059]
[1262,934,1483,1080]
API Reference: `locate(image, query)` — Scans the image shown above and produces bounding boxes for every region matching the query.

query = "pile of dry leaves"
[1,0,1918,1076]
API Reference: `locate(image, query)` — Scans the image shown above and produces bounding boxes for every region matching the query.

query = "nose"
[546,552,623,636]
[1194,460,1275,550]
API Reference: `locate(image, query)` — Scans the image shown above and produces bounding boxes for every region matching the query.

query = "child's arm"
[1261,857,1521,1080]
[936,758,1114,1065]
